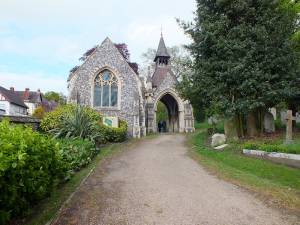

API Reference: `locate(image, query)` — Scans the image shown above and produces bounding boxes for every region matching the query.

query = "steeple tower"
[154,34,170,66]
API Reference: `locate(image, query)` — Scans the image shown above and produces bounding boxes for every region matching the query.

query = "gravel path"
[53,134,299,225]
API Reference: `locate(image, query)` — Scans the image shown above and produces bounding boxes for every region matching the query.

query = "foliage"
[156,102,168,123]
[58,138,98,172]
[50,105,100,142]
[40,104,75,131]
[0,120,66,224]
[243,141,300,154]
[177,0,300,118]
[96,120,128,144]
[41,104,101,132]
[41,104,127,144]
[32,106,45,119]
[79,46,97,61]
[43,91,67,105]
[115,43,130,61]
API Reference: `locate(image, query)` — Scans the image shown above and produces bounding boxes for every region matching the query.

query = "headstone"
[285,110,295,144]
[280,110,287,125]
[211,133,226,147]
[269,107,277,120]
[264,112,275,133]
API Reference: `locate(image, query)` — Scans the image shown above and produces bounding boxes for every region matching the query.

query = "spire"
[154,34,170,64]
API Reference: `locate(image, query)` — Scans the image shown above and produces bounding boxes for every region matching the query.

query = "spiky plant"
[50,105,99,142]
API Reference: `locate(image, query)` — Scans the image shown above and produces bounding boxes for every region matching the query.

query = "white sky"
[0,0,196,94]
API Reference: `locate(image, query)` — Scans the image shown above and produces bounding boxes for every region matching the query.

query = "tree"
[44,91,67,105]
[178,0,300,138]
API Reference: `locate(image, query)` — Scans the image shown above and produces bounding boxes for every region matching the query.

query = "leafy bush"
[32,106,45,119]
[0,120,66,224]
[50,106,100,142]
[274,119,285,130]
[40,104,101,132]
[96,119,128,144]
[243,141,300,154]
[58,138,98,171]
[40,104,74,131]
[41,104,127,144]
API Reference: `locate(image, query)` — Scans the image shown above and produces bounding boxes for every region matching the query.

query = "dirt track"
[53,134,299,225]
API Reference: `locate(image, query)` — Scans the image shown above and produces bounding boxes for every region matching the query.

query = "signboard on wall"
[103,116,119,128]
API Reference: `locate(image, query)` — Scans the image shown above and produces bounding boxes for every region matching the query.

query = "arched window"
[94,70,118,107]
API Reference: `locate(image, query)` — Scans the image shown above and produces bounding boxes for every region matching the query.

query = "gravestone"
[264,112,275,133]
[285,110,296,144]
[211,133,226,147]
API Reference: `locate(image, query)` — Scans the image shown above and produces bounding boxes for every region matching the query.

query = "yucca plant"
[50,105,99,142]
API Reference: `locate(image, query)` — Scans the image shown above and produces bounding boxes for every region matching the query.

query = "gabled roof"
[0,86,28,108]
[16,90,43,104]
[154,36,170,62]
[151,66,177,88]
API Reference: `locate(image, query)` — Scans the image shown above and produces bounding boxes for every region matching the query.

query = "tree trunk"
[224,115,239,141]
[238,114,244,138]
[247,111,258,137]
[257,108,264,135]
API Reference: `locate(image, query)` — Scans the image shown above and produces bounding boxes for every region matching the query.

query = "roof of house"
[151,66,177,88]
[0,86,28,108]
[154,36,170,62]
[16,90,43,104]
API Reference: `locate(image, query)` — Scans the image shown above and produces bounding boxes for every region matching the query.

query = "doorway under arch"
[155,93,179,133]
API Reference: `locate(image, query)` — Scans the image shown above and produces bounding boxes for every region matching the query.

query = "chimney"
[10,87,14,92]
[24,88,30,100]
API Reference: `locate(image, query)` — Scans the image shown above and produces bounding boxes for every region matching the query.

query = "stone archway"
[153,90,184,133]
[155,94,179,132]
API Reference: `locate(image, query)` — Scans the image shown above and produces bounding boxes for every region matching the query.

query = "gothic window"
[94,70,118,107]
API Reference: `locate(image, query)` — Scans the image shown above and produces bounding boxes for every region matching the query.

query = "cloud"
[0,71,67,94]
[124,16,191,63]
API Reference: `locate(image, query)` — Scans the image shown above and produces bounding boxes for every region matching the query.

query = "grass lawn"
[188,127,300,213]
[19,142,127,225]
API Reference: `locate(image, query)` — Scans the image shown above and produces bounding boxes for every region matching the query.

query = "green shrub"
[50,106,100,142]
[274,119,285,130]
[32,106,45,119]
[40,104,101,132]
[40,104,74,131]
[0,120,66,224]
[58,138,98,171]
[243,141,300,154]
[96,119,128,144]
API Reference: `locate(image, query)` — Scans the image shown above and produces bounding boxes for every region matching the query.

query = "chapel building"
[67,35,194,137]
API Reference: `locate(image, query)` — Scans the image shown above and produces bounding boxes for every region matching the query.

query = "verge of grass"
[188,129,300,213]
[21,139,135,225]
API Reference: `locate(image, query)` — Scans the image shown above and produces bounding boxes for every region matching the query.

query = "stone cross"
[286,110,296,144]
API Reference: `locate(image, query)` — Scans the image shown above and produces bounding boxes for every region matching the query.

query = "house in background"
[16,88,44,115]
[0,86,28,116]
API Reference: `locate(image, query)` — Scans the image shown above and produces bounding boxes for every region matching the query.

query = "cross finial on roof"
[161,25,163,37]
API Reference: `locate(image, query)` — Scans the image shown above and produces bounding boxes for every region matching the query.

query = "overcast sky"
[0,0,195,94]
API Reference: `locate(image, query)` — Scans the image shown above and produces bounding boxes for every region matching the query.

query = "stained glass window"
[94,70,118,107]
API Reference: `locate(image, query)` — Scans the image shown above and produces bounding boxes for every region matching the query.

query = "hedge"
[58,138,98,172]
[243,141,300,155]
[0,120,66,224]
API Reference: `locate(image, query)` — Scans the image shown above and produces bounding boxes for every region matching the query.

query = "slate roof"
[151,66,177,88]
[16,90,43,104]
[0,86,28,108]
[154,36,170,62]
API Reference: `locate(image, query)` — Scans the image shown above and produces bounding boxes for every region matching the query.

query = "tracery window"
[94,70,118,107]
